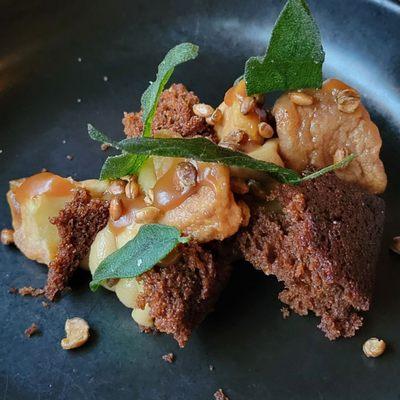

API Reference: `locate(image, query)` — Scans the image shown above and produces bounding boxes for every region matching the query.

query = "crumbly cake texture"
[45,189,109,300]
[122,83,215,139]
[138,242,231,347]
[237,173,385,339]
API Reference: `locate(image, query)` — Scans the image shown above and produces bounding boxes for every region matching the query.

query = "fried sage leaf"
[141,43,199,137]
[244,0,325,95]
[90,224,189,291]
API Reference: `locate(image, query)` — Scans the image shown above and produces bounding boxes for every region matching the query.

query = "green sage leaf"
[244,0,325,95]
[90,224,189,291]
[141,43,199,137]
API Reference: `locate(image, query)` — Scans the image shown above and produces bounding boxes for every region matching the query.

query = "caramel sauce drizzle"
[109,161,224,235]
[13,172,75,205]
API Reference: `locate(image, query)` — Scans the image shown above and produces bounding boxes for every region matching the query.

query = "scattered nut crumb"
[209,365,215,371]
[363,337,386,358]
[42,301,50,308]
[18,286,45,297]
[61,317,90,350]
[66,154,74,161]
[1,229,14,245]
[24,323,39,337]
[281,307,290,319]
[101,143,111,151]
[162,353,175,363]
[9,287,17,294]
[214,389,230,400]
[390,236,400,255]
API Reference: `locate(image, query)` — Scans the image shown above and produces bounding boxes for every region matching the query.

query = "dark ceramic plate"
[1,0,400,399]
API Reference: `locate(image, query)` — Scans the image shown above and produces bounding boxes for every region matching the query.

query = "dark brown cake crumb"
[8,287,17,294]
[238,173,385,340]
[281,307,290,319]
[162,353,175,363]
[138,242,231,347]
[214,389,230,400]
[18,286,45,297]
[45,189,109,301]
[123,83,214,139]
[24,323,39,337]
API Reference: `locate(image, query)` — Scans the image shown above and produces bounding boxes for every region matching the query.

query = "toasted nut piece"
[101,143,111,151]
[108,180,126,195]
[390,236,400,255]
[125,178,140,199]
[336,88,360,113]
[240,96,256,115]
[238,200,250,227]
[210,108,223,124]
[61,317,90,350]
[363,338,386,358]
[230,178,249,195]
[110,197,123,221]
[176,162,197,189]
[135,206,161,224]
[1,229,14,245]
[223,129,247,145]
[289,92,314,106]
[192,103,214,118]
[144,188,154,205]
[258,122,274,139]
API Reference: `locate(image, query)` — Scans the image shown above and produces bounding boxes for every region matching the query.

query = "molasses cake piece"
[237,173,385,339]
[122,83,214,139]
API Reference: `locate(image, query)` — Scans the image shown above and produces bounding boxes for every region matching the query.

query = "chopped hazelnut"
[176,162,197,190]
[125,178,140,199]
[214,389,230,400]
[108,180,126,195]
[192,103,214,118]
[61,317,90,350]
[289,92,314,106]
[258,122,274,139]
[363,337,386,358]
[109,197,123,221]
[1,228,14,245]
[162,352,175,363]
[222,129,247,145]
[24,323,39,338]
[336,88,360,113]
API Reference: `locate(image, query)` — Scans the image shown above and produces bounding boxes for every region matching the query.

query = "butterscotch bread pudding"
[2,0,388,348]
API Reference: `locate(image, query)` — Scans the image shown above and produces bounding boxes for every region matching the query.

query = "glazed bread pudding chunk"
[237,173,385,339]
[273,79,387,194]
